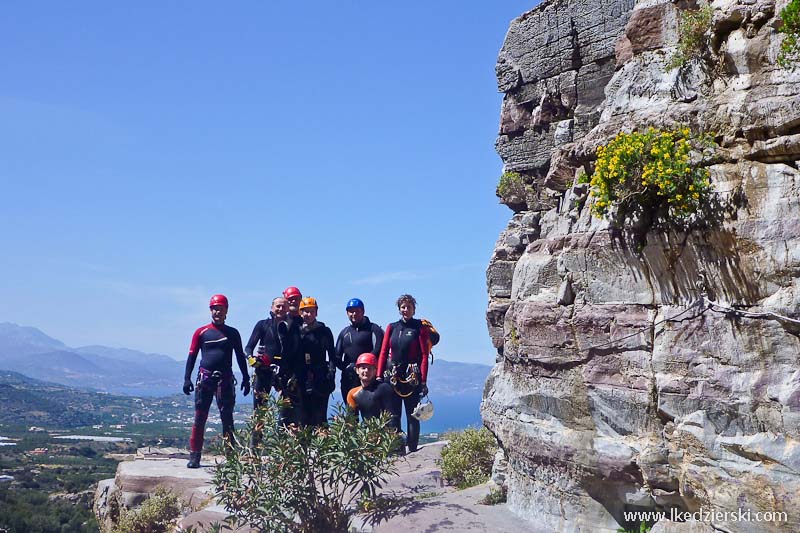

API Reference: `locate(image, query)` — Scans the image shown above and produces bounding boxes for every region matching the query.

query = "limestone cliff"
[483,0,800,531]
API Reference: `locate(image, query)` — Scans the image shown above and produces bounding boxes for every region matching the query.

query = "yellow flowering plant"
[589,127,715,230]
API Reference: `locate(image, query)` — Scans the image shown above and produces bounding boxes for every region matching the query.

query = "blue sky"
[1,1,535,364]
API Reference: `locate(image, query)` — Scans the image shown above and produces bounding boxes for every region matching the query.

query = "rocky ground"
[95,443,534,532]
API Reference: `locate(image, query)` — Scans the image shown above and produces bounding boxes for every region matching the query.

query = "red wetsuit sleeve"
[419,325,430,383]
[184,326,204,381]
[188,327,203,356]
[377,323,392,377]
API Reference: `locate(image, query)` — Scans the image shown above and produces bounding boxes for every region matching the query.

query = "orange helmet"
[355,353,377,367]
[283,286,302,299]
[299,297,318,310]
[209,294,229,309]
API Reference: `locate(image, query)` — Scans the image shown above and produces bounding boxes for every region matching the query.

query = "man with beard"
[283,286,303,326]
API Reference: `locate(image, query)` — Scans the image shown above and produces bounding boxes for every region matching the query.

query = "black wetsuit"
[335,317,384,403]
[299,320,336,427]
[245,314,303,427]
[377,318,430,452]
[184,323,248,454]
[346,380,396,422]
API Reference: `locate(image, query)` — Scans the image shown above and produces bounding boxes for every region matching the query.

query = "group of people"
[182,287,438,468]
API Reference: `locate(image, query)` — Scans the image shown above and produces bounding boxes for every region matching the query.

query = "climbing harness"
[197,368,234,390]
[387,363,420,398]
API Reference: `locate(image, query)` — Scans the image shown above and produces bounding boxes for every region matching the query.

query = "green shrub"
[439,427,497,489]
[779,0,800,67]
[212,397,400,533]
[589,127,715,231]
[618,522,652,533]
[479,485,507,505]
[497,171,532,208]
[111,486,182,533]
[667,6,714,70]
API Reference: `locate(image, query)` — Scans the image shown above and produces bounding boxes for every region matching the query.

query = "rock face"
[483,0,800,531]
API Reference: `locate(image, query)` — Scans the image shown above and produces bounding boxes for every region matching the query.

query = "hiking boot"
[187,451,201,469]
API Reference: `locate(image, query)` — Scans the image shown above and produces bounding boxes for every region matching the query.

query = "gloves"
[183,379,194,395]
[248,354,271,368]
[241,376,251,396]
[419,383,428,397]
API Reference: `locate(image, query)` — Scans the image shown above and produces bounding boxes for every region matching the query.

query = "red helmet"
[209,294,229,308]
[283,286,302,299]
[355,353,377,367]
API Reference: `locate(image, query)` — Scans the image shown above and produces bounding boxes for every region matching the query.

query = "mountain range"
[0,322,184,396]
[0,322,491,409]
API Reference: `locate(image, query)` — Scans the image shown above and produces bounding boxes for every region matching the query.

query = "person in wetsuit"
[298,297,336,427]
[346,353,395,423]
[245,296,304,428]
[183,294,250,468]
[377,294,431,453]
[334,298,384,404]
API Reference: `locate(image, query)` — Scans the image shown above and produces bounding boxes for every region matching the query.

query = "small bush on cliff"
[212,397,400,533]
[497,171,533,209]
[618,522,652,533]
[110,486,182,533]
[439,427,497,489]
[779,0,800,67]
[667,6,714,70]
[588,127,716,235]
[479,485,507,505]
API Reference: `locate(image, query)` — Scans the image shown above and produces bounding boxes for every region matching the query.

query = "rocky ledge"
[95,444,534,532]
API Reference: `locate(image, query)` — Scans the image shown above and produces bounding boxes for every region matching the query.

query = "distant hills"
[0,322,492,430]
[0,322,184,396]
[0,370,141,428]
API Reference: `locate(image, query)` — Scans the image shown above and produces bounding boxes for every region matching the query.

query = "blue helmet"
[346,298,364,310]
